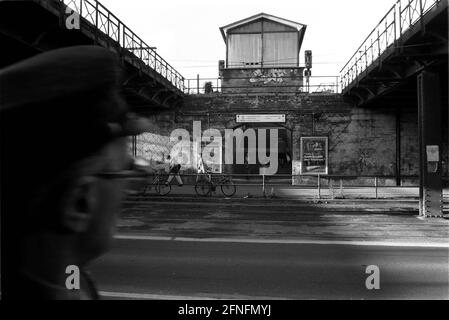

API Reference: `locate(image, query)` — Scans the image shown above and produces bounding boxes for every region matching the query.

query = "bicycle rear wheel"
[156,182,171,196]
[221,180,236,197]
[195,179,211,196]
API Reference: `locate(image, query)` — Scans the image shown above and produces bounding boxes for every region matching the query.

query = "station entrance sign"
[236,114,285,123]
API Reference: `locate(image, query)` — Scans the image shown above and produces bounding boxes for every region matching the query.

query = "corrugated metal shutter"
[228,34,262,68]
[263,32,298,67]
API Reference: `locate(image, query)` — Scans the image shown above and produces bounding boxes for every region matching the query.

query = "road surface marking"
[99,291,217,300]
[99,291,284,300]
[114,235,449,248]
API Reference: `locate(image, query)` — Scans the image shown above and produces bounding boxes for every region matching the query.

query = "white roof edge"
[220,13,306,38]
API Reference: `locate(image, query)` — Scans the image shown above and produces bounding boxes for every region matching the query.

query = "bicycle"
[140,172,171,196]
[195,173,236,197]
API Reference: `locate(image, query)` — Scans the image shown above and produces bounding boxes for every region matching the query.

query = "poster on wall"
[300,137,328,175]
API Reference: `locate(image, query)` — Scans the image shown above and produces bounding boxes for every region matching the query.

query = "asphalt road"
[90,238,449,300]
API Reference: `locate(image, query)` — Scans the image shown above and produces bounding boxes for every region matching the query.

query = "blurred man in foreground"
[0,46,150,299]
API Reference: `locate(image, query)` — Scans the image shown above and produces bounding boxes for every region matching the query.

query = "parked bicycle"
[140,172,171,196]
[195,173,236,197]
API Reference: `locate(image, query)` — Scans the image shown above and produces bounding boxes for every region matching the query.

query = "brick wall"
[219,67,305,94]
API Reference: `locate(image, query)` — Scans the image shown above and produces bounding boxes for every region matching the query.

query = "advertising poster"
[300,137,328,175]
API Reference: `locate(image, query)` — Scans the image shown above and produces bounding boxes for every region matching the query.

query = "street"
[91,238,448,300]
[88,200,449,300]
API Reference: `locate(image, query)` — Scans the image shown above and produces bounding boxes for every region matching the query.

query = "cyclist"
[166,154,183,186]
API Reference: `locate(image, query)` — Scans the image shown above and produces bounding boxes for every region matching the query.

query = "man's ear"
[61,176,98,233]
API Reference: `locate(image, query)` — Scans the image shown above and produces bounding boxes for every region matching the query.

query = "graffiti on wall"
[249,69,287,84]
[358,148,376,172]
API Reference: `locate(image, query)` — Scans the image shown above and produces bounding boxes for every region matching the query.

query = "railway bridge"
[0,0,185,112]
[340,0,448,217]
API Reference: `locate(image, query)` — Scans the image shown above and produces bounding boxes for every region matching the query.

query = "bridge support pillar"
[418,71,443,218]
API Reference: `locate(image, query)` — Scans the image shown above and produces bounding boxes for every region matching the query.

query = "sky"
[99,0,397,82]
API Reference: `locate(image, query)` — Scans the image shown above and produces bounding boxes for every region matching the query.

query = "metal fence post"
[340,179,343,198]
[409,0,412,27]
[385,18,388,47]
[393,4,397,46]
[117,20,121,48]
[197,74,200,94]
[317,174,321,199]
[107,12,110,41]
[374,177,378,199]
[94,1,99,45]
[399,0,403,37]
[377,29,381,58]
[262,174,266,197]
[365,45,368,69]
[419,0,425,32]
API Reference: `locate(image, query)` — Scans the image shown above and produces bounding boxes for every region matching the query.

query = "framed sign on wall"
[299,137,328,175]
[236,114,286,123]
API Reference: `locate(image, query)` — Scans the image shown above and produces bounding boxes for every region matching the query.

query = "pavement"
[120,178,449,246]
[117,199,449,246]
[126,183,449,215]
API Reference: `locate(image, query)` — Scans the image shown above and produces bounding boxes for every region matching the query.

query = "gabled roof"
[219,12,307,43]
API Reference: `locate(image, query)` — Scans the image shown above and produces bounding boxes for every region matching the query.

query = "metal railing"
[125,172,437,199]
[61,0,185,91]
[184,76,341,95]
[340,0,443,91]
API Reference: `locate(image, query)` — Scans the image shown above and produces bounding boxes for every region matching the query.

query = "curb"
[124,194,448,216]
[125,194,420,204]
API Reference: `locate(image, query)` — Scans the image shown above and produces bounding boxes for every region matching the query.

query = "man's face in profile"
[76,137,131,263]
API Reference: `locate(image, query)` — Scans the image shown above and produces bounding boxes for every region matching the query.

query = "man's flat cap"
[0,45,151,138]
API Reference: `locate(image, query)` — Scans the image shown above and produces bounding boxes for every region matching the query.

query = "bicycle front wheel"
[156,182,171,196]
[195,179,211,196]
[221,180,236,197]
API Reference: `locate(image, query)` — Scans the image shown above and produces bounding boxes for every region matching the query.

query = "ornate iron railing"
[340,0,443,91]
[62,0,185,91]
